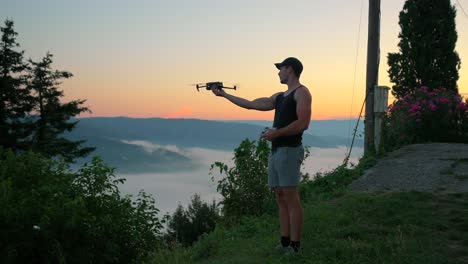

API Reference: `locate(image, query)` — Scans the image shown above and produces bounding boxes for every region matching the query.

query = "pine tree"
[166,194,219,246]
[0,20,33,151]
[388,0,461,99]
[27,52,94,162]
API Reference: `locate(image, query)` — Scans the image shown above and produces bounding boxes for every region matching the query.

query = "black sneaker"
[274,244,295,255]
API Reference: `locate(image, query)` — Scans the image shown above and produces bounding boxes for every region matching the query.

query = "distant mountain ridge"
[68,117,363,149]
[66,117,363,173]
[223,119,365,139]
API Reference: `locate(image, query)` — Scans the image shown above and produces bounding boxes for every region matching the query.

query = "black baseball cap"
[274,57,303,77]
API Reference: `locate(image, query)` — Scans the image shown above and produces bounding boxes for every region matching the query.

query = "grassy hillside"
[149,156,468,264]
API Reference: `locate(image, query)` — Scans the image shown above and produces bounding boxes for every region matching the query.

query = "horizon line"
[75,116,362,121]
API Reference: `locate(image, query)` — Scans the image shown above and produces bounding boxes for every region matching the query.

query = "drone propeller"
[188,83,204,92]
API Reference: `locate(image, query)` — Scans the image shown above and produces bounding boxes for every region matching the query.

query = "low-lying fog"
[116,142,363,215]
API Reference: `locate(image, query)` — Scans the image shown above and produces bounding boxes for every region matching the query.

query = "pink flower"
[439,97,449,104]
[429,92,437,97]
[410,103,421,112]
[416,118,422,123]
[457,102,465,110]
[403,94,412,100]
[429,102,437,111]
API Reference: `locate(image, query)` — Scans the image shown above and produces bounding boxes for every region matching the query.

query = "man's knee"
[282,187,300,204]
[275,189,287,206]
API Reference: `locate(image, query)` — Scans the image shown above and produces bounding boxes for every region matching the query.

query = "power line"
[343,89,370,166]
[456,0,468,19]
[346,0,365,156]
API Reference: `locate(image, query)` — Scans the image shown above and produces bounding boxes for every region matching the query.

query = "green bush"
[0,149,162,263]
[210,139,273,223]
[382,86,468,151]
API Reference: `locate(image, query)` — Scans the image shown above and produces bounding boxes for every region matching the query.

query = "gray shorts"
[268,145,305,188]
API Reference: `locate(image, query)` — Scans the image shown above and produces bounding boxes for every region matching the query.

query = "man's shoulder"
[271,91,283,100]
[295,85,311,97]
[299,84,310,91]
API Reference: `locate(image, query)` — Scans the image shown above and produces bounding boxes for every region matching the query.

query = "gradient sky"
[2,0,468,120]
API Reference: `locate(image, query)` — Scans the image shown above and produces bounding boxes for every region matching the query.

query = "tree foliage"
[0,19,32,151]
[164,194,219,247]
[210,139,273,223]
[0,19,94,161]
[27,53,94,162]
[388,0,461,99]
[0,149,163,263]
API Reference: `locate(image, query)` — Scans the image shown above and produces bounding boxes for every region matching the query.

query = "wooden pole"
[364,0,381,155]
[374,86,389,153]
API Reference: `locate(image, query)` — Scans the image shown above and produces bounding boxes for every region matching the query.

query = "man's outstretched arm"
[212,87,278,111]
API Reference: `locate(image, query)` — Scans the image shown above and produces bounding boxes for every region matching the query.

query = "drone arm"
[221,86,236,90]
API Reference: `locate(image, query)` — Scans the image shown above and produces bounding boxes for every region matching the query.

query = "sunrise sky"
[2,0,468,120]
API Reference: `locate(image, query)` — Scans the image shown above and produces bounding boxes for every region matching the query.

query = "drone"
[194,82,237,92]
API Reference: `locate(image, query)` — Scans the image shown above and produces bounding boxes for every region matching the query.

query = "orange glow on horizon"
[163,106,194,119]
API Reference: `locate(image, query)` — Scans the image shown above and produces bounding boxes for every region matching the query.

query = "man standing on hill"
[211,57,312,253]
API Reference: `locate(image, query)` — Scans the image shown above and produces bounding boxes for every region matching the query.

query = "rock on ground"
[349,143,468,193]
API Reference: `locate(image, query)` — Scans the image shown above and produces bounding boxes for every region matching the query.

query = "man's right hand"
[211,86,226,97]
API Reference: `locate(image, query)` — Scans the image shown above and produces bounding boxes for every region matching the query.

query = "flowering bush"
[382,86,468,150]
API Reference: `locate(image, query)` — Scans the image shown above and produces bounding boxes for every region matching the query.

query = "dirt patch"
[349,143,468,193]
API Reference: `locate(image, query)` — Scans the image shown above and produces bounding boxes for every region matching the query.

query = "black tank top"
[272,87,303,151]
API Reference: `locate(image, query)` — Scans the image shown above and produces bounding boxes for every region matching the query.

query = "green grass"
[148,155,468,264]
[150,192,468,264]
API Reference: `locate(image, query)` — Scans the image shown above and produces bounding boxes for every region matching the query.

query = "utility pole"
[364,0,381,155]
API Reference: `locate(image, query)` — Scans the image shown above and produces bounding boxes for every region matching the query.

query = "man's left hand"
[261,128,278,141]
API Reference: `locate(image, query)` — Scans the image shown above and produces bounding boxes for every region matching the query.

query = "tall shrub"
[388,0,461,99]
